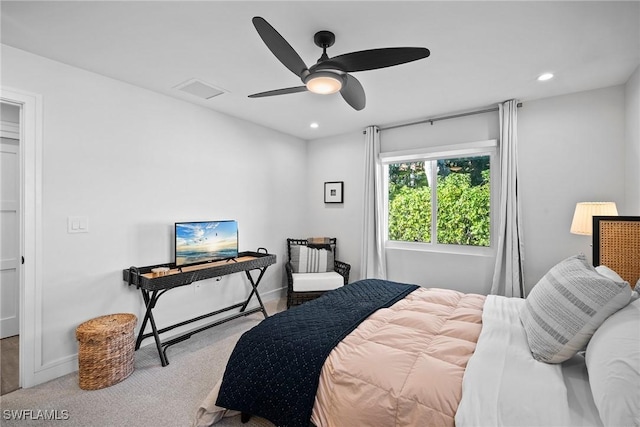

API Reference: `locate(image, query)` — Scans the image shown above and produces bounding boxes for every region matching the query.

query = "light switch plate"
[67,216,89,233]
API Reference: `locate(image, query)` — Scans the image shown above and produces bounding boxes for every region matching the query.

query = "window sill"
[385,241,495,257]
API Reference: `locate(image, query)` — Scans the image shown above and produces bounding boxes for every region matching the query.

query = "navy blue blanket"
[216,279,418,427]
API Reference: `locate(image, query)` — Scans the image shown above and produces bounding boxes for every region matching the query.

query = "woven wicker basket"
[76,313,137,390]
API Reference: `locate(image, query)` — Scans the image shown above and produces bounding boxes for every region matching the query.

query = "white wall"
[518,86,626,292]
[1,45,307,382]
[307,85,630,296]
[305,130,366,280]
[625,66,640,214]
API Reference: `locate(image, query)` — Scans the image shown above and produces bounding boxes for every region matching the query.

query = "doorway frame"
[1,87,43,388]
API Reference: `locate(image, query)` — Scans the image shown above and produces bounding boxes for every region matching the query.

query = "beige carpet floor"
[0,298,286,427]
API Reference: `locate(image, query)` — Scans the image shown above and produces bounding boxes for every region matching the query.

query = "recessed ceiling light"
[537,73,554,81]
[310,122,319,129]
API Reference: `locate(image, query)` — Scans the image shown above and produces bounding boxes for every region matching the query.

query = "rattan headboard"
[593,216,640,287]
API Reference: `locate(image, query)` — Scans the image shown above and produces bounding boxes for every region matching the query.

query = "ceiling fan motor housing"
[314,31,335,49]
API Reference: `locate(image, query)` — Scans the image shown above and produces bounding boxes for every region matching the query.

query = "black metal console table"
[123,249,276,366]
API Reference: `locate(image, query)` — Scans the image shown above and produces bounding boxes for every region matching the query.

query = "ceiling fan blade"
[340,74,366,111]
[312,47,430,73]
[248,86,308,98]
[252,17,309,78]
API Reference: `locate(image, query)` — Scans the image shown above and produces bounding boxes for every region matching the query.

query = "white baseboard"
[31,354,78,387]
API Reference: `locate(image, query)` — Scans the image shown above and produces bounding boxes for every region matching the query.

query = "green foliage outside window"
[388,157,491,247]
[436,170,490,246]
[388,185,432,242]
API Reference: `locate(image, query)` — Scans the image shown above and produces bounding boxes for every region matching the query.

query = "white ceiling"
[2,1,639,140]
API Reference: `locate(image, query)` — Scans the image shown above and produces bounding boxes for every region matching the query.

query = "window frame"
[381,139,499,257]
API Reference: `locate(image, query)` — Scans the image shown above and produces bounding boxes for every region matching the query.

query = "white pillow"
[595,265,625,282]
[520,254,632,363]
[597,265,638,301]
[289,245,334,273]
[586,298,640,427]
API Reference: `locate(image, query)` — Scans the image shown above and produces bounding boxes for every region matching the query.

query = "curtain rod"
[376,102,523,132]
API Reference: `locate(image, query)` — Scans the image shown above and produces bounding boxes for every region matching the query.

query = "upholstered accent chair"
[286,238,351,308]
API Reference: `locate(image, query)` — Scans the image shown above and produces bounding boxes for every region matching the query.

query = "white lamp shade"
[570,202,618,235]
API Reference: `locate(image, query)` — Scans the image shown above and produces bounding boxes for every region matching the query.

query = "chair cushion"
[290,245,334,273]
[292,272,344,292]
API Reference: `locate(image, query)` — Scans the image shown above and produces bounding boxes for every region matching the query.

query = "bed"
[194,218,640,427]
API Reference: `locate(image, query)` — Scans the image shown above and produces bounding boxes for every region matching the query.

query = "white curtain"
[491,99,525,297]
[360,126,387,279]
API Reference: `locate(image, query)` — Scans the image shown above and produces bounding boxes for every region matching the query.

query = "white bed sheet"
[456,295,602,427]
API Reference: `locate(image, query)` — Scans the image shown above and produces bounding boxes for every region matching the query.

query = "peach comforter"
[195,287,485,427]
[311,287,485,426]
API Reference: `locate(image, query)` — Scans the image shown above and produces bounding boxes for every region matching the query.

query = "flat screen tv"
[174,220,238,267]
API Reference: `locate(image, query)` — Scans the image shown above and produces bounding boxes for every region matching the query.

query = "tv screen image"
[175,220,238,267]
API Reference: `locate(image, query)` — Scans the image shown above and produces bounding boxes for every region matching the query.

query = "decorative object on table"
[570,202,618,235]
[75,313,137,390]
[592,216,640,286]
[324,181,344,204]
[151,267,170,277]
[286,237,350,307]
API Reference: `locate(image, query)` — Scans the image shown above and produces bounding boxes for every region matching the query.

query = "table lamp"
[570,202,618,236]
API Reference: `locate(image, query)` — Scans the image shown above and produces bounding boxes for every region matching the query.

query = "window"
[382,140,497,252]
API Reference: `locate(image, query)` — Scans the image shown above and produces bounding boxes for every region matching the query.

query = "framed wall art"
[324,181,344,204]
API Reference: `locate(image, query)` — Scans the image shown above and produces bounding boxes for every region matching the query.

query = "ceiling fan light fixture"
[305,72,343,95]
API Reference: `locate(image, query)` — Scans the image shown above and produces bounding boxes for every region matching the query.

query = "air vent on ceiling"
[174,79,227,99]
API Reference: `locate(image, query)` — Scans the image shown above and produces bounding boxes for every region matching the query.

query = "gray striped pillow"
[290,246,334,273]
[520,254,631,364]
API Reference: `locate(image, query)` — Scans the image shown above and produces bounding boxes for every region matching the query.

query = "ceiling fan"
[248,17,430,111]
